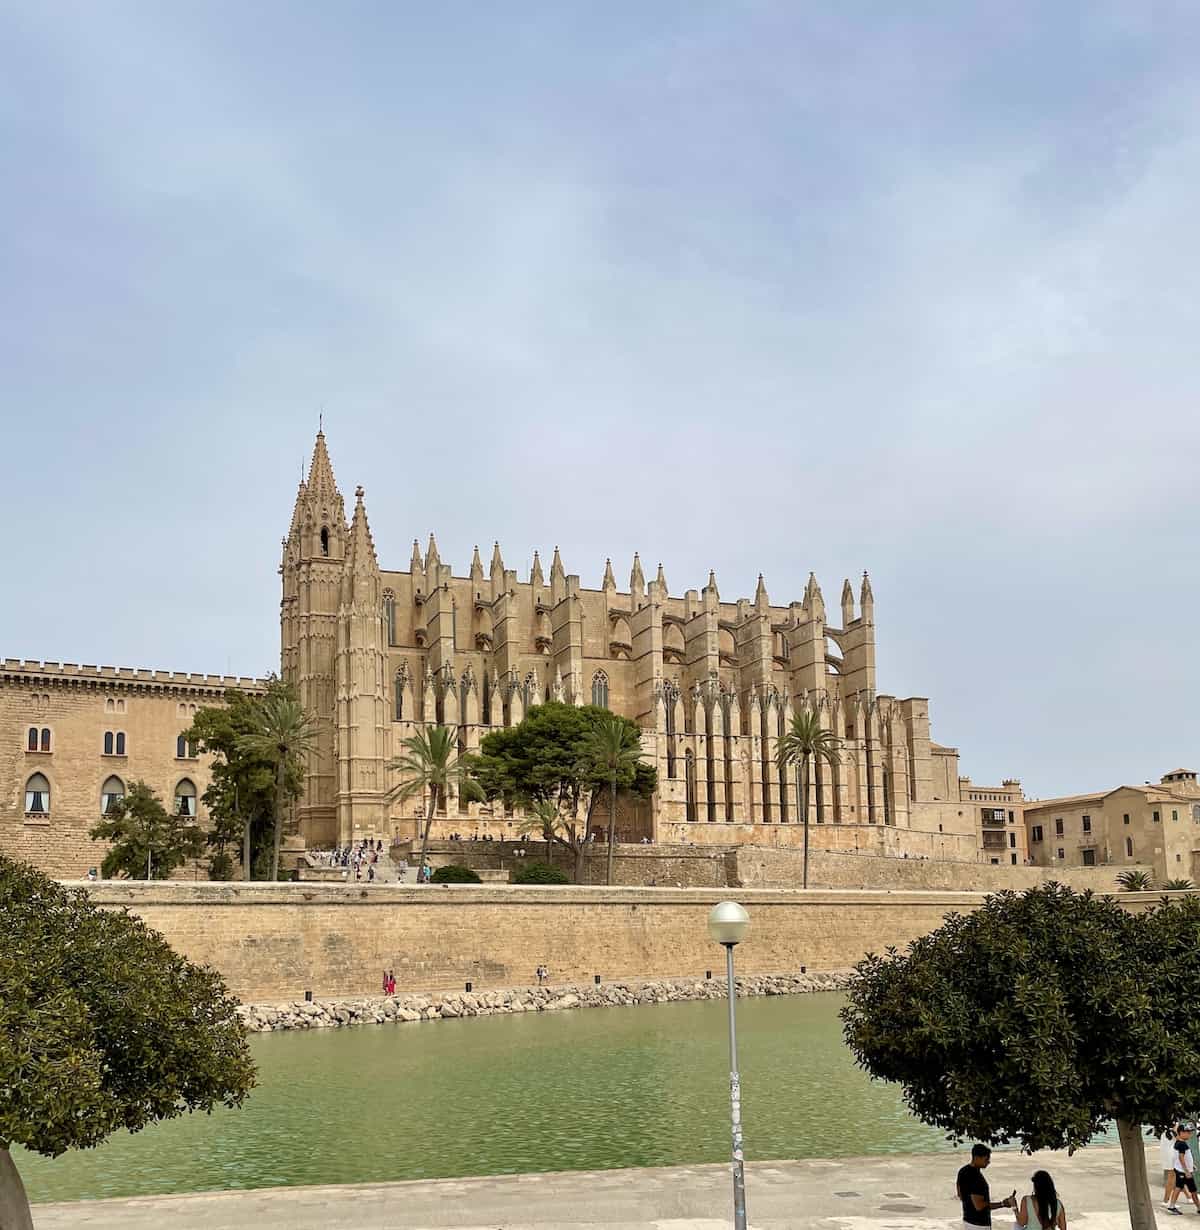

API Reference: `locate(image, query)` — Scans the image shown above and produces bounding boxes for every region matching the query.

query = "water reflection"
[18,991,949,1204]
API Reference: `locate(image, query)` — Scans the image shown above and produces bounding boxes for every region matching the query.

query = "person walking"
[1168,1125,1200,1214]
[1016,1170,1066,1230]
[1164,1125,1182,1210]
[956,1144,1015,1230]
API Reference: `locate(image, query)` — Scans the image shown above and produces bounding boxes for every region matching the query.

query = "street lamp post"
[708,900,750,1230]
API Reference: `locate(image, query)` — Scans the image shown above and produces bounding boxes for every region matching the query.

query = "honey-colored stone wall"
[0,661,265,878]
[82,882,987,1002]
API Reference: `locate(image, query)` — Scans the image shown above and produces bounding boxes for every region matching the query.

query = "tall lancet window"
[394,671,404,722]
[320,526,329,556]
[591,670,609,709]
[383,590,397,646]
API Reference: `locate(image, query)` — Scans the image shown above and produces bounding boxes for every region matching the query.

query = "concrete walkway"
[31,1146,1154,1230]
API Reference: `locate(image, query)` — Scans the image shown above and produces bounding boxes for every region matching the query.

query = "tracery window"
[591,670,609,709]
[383,590,397,646]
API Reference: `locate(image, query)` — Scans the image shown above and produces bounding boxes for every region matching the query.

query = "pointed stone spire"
[470,545,484,583]
[552,664,565,702]
[630,553,646,605]
[410,538,423,574]
[754,573,769,613]
[602,557,616,593]
[860,571,874,619]
[345,486,380,577]
[287,478,308,538]
[426,532,440,570]
[551,546,565,580]
[490,541,505,577]
[655,562,668,596]
[530,550,544,587]
[804,572,825,620]
[705,569,719,596]
[306,429,340,503]
[841,578,855,626]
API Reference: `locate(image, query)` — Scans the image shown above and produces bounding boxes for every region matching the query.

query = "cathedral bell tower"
[281,430,346,847]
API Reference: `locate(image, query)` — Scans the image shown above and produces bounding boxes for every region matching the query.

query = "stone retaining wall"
[237,970,852,1032]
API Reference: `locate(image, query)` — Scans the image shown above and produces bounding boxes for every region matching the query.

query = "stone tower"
[334,486,390,838]
[281,431,346,846]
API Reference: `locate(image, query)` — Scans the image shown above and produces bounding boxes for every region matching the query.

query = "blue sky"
[2,2,1197,797]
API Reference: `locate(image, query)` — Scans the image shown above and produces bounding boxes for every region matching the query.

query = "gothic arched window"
[320,526,330,557]
[591,670,609,709]
[25,773,50,815]
[26,726,38,752]
[383,590,396,646]
[115,731,126,756]
[176,734,187,758]
[175,779,197,817]
[103,731,114,756]
[101,775,125,815]
[40,727,51,752]
[394,672,404,721]
[685,749,697,822]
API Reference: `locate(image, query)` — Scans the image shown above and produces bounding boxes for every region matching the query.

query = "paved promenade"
[31,1145,1149,1229]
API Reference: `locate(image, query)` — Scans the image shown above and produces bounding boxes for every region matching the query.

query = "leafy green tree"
[472,702,656,881]
[1117,869,1153,891]
[237,685,319,881]
[842,884,1200,1230]
[775,709,841,889]
[185,684,298,880]
[0,856,255,1228]
[88,780,205,880]
[388,725,483,882]
[578,713,646,885]
[515,798,591,882]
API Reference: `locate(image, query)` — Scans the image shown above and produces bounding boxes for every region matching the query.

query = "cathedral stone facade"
[282,431,981,856]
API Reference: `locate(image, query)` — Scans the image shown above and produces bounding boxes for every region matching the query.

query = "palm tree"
[579,715,644,885]
[518,799,564,867]
[388,725,483,882]
[775,709,841,890]
[1163,878,1195,891]
[238,691,319,881]
[1116,868,1154,892]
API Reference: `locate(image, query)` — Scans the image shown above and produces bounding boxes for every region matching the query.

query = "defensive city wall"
[75,881,1134,1004]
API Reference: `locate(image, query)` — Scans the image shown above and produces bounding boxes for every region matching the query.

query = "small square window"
[1154,811,1161,823]
[1055,818,1064,836]
[1123,814,1130,824]
[1057,847,1065,860]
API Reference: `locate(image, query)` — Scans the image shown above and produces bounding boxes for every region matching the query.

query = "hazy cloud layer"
[2,1,1197,796]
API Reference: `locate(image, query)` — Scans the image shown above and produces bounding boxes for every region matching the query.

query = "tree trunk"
[0,1147,34,1230]
[801,754,811,890]
[243,817,252,881]
[416,787,438,881]
[271,758,286,881]
[1116,1116,1156,1230]
[606,771,618,886]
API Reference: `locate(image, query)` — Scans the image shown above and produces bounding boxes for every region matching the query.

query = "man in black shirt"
[957,1144,1015,1228]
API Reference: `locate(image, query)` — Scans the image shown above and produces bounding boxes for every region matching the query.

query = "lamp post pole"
[708,901,750,1230]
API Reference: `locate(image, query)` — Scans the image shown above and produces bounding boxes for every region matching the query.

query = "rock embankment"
[237,970,851,1032]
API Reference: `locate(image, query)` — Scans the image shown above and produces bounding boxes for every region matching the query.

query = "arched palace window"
[101,776,125,815]
[25,773,50,816]
[175,779,197,817]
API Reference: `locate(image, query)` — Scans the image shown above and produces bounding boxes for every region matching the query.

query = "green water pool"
[18,991,951,1204]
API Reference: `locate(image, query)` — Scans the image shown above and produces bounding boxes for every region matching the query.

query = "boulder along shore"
[237,970,852,1032]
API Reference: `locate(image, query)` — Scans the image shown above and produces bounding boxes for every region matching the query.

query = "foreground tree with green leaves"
[578,713,646,885]
[88,780,205,880]
[471,702,656,881]
[0,856,255,1229]
[842,884,1200,1230]
[184,684,299,880]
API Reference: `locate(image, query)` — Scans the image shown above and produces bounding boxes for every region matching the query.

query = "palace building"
[282,430,994,859]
